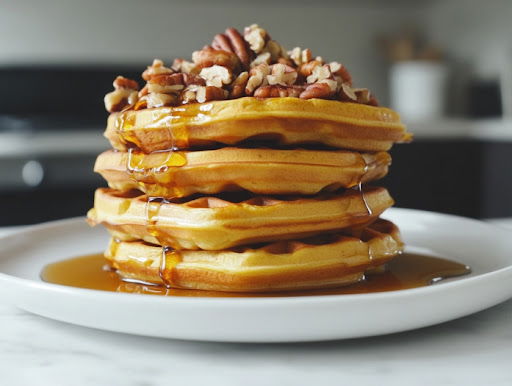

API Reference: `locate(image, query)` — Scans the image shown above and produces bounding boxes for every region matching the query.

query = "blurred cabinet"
[383,139,512,218]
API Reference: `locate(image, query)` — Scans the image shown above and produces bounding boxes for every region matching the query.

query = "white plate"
[0,208,511,343]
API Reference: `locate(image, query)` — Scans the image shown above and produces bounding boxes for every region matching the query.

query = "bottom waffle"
[106,218,404,292]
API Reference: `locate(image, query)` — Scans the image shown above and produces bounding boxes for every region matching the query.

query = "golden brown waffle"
[95,148,391,197]
[105,219,403,292]
[105,98,410,153]
[87,187,394,250]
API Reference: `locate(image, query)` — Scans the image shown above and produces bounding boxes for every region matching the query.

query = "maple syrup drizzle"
[120,110,191,289]
[40,253,471,297]
[159,247,182,288]
[116,103,216,151]
[352,153,372,217]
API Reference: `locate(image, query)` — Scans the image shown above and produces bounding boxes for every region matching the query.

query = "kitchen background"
[1,0,511,225]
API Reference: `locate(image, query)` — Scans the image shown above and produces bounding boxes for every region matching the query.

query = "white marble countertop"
[1,222,512,386]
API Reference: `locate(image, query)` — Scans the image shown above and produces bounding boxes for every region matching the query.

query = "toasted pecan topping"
[104,24,377,111]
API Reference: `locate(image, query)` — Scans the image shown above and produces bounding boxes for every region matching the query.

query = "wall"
[0,0,428,105]
[425,0,512,79]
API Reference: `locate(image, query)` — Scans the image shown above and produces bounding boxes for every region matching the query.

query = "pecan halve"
[225,28,252,68]
[300,81,336,100]
[212,33,234,52]
[254,85,303,98]
[192,47,240,71]
[229,71,249,99]
[211,28,252,69]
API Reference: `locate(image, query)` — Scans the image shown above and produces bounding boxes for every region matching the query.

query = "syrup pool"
[40,253,471,298]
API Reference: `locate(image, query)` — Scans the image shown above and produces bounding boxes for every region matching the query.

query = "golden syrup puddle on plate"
[40,253,471,298]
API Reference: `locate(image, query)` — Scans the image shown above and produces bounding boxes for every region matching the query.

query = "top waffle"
[106,98,409,153]
[103,24,410,153]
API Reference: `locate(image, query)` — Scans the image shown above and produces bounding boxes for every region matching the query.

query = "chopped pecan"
[181,85,202,104]
[142,59,174,81]
[192,47,240,71]
[298,60,323,78]
[182,73,206,86]
[197,86,227,103]
[251,52,272,67]
[353,88,371,104]
[147,92,178,108]
[244,24,268,54]
[229,71,249,99]
[352,88,378,105]
[181,85,227,104]
[113,76,139,90]
[306,64,332,84]
[172,58,197,74]
[339,83,357,102]
[267,64,297,86]
[199,65,232,88]
[254,85,303,98]
[329,61,352,85]
[289,47,312,67]
[147,73,185,94]
[104,76,139,112]
[266,40,288,61]
[246,63,270,95]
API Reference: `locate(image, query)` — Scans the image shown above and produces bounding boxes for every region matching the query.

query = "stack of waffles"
[87,25,411,292]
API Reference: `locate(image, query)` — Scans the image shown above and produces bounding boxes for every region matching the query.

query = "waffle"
[105,98,411,153]
[95,148,391,197]
[87,186,394,250]
[106,219,404,292]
